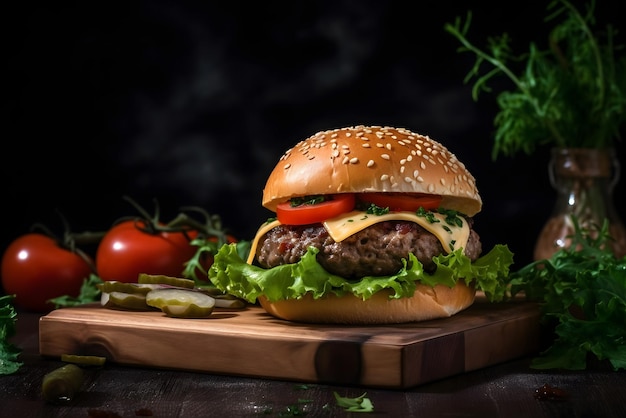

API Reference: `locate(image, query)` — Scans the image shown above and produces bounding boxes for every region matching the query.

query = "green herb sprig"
[510,217,626,371]
[445,0,626,160]
[0,295,22,375]
[333,392,374,413]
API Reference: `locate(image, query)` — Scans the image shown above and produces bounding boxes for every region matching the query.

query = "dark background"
[4,0,625,286]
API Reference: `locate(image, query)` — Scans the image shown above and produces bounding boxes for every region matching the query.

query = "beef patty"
[255,220,482,279]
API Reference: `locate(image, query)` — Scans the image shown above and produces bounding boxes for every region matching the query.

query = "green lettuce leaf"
[209,243,514,304]
[510,219,626,371]
[0,295,23,375]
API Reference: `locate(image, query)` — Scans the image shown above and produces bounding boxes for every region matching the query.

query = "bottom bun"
[258,281,476,324]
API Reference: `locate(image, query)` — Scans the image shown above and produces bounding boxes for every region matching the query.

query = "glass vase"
[533,147,626,261]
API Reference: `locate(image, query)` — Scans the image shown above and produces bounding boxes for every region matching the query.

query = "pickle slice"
[97,281,162,295]
[42,364,84,404]
[146,288,215,318]
[101,291,152,310]
[213,294,247,309]
[196,287,247,309]
[61,354,107,367]
[138,273,195,289]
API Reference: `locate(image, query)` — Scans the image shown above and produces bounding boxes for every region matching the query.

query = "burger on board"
[210,125,514,324]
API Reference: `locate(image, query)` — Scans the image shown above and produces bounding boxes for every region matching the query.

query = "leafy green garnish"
[416,207,439,224]
[183,235,251,284]
[437,208,464,228]
[209,243,513,304]
[0,295,22,375]
[290,196,326,207]
[48,274,103,309]
[333,392,374,413]
[365,203,389,216]
[445,0,626,159]
[510,218,626,371]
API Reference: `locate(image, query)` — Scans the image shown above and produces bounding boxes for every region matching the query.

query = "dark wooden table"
[3,310,625,418]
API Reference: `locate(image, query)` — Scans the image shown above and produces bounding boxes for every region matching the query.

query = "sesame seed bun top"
[262,125,483,216]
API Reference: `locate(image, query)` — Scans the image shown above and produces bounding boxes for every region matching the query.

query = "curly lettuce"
[209,244,514,304]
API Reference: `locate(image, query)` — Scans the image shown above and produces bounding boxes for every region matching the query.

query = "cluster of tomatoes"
[0,198,237,312]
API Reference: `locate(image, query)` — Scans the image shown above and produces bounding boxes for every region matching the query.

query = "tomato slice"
[360,193,442,212]
[276,194,356,225]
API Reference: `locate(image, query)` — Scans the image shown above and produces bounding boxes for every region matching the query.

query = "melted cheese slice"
[247,219,282,264]
[246,211,470,265]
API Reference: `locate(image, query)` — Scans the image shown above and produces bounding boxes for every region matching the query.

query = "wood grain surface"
[39,296,540,389]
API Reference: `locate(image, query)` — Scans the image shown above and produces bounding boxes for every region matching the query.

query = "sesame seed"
[342,156,350,164]
[420,161,426,169]
[413,169,419,177]
[440,178,446,186]
[367,159,375,167]
[381,154,390,160]
[284,163,291,169]
[376,143,384,148]
[400,158,406,165]
[400,166,405,173]
[428,184,435,192]
[350,157,359,164]
[385,143,392,150]
[362,143,371,148]
[404,176,413,183]
[380,174,389,181]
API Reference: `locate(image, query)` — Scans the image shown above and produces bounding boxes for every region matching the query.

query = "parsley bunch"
[510,218,626,371]
[0,295,22,375]
[445,0,626,160]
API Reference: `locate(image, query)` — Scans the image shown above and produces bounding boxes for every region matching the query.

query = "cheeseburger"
[210,125,513,324]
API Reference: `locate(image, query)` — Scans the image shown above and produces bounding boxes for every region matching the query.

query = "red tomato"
[276,194,356,225]
[360,193,442,211]
[95,220,198,283]
[1,234,93,312]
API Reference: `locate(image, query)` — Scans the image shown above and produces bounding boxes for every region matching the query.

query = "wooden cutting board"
[39,295,540,389]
